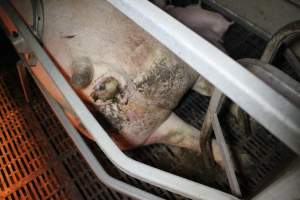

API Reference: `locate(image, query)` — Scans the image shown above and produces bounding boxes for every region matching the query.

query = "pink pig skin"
[166,5,232,48]
[11,0,229,165]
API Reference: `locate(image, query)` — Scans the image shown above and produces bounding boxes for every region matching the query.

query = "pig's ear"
[70,57,94,89]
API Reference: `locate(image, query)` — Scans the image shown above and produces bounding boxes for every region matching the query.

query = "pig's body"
[13,0,199,146]
[12,0,229,163]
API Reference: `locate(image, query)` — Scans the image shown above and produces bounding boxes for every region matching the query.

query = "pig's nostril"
[70,57,94,88]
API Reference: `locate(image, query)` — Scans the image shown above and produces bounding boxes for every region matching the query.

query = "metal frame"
[4,8,163,200]
[0,0,299,199]
[104,0,300,155]
[200,88,242,197]
[30,0,43,40]
[212,114,241,197]
[0,1,238,200]
[17,59,164,200]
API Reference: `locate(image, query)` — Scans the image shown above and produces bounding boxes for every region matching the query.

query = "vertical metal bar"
[200,89,242,197]
[16,60,30,102]
[284,48,300,78]
[212,114,242,197]
[30,0,43,40]
[200,89,226,168]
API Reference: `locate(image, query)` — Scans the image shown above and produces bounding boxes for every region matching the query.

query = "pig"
[11,0,230,165]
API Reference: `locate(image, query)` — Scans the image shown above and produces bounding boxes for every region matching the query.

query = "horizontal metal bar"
[24,61,163,200]
[106,0,300,155]
[0,1,238,199]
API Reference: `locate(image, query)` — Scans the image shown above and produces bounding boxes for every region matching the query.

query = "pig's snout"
[71,57,94,88]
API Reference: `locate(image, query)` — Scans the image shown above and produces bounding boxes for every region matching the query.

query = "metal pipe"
[212,114,241,197]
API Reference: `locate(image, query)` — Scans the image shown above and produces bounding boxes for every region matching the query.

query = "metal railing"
[0,1,238,199]
[0,0,299,199]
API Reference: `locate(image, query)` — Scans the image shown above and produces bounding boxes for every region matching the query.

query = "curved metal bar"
[24,61,164,200]
[0,1,239,199]
[240,58,300,108]
[261,20,300,63]
[201,57,300,196]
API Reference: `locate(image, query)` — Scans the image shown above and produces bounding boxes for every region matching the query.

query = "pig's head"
[70,56,129,106]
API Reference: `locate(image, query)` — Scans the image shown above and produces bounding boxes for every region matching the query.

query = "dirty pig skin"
[12,0,230,165]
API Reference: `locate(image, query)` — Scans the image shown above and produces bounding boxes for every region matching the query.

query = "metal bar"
[239,58,300,109]
[212,114,242,197]
[200,89,241,197]
[208,89,226,114]
[30,0,43,40]
[261,21,300,64]
[0,1,238,199]
[287,0,300,8]
[16,60,30,102]
[25,62,164,200]
[105,0,300,155]
[200,89,226,169]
